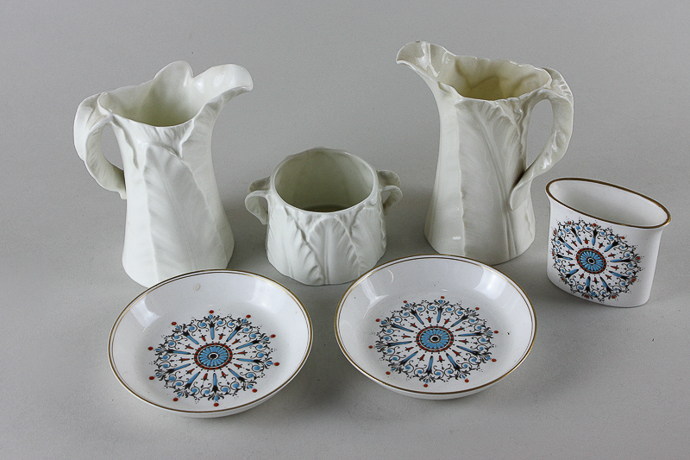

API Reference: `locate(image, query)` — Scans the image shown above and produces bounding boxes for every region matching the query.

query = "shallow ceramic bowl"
[109,270,312,417]
[335,255,536,399]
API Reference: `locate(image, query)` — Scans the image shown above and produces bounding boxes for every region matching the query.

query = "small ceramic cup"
[245,147,402,285]
[546,178,671,307]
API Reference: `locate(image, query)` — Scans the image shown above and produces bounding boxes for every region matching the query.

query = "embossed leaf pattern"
[267,197,386,285]
[266,203,325,284]
[132,141,230,280]
[462,99,523,258]
[307,203,385,284]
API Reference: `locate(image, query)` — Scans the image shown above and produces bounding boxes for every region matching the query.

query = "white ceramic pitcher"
[74,61,253,287]
[397,42,574,265]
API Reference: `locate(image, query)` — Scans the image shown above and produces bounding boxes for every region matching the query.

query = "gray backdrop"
[2,1,688,458]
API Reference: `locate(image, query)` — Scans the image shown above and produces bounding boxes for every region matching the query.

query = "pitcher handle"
[245,177,271,225]
[74,94,127,199]
[509,68,574,210]
[377,170,403,215]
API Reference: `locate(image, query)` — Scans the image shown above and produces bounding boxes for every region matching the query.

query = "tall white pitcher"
[74,61,253,287]
[397,42,574,265]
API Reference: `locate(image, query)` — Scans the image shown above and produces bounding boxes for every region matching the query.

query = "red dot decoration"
[252,389,258,393]
[171,322,177,325]
[148,346,153,350]
[209,310,214,314]
[173,398,179,402]
[274,362,280,366]
[271,334,276,338]
[465,379,470,383]
[149,376,155,380]
[246,314,251,318]
[214,402,219,407]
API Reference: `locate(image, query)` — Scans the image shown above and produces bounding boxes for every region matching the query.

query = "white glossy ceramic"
[335,255,536,399]
[397,41,574,265]
[74,62,253,287]
[108,270,312,417]
[546,178,671,307]
[245,147,402,285]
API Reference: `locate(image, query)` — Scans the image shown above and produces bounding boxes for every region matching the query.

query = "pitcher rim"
[96,61,253,128]
[397,41,553,103]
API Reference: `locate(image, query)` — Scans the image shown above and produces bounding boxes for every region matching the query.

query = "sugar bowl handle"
[245,177,271,225]
[378,170,402,215]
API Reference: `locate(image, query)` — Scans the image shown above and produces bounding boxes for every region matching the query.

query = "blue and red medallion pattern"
[374,298,496,385]
[150,311,277,404]
[551,219,641,301]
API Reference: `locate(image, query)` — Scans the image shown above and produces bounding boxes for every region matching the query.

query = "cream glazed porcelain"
[546,178,671,307]
[335,255,536,399]
[245,147,402,285]
[74,62,253,287]
[397,41,574,265]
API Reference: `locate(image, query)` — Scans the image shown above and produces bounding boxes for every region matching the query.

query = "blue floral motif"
[195,344,232,369]
[551,219,641,301]
[417,327,454,352]
[577,248,606,273]
[151,312,275,403]
[375,299,496,384]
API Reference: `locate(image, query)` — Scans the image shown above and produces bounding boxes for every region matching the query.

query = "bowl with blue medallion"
[108,270,312,417]
[335,255,536,399]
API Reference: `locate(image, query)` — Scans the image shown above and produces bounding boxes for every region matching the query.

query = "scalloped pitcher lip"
[96,61,253,127]
[396,41,552,102]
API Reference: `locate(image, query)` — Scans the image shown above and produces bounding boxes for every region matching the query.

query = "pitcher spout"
[398,41,552,103]
[396,41,459,98]
[189,62,254,113]
[396,41,434,77]
[397,41,486,103]
[99,61,253,128]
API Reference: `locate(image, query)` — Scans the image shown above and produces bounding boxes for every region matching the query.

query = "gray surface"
[2,1,688,458]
